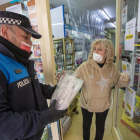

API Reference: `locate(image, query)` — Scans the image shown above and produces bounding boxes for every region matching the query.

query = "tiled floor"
[63,96,114,140]
[63,89,139,140]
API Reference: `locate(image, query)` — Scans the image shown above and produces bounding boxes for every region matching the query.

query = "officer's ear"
[1,26,10,40]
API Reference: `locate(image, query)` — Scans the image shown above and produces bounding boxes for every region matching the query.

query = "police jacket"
[0,36,56,140]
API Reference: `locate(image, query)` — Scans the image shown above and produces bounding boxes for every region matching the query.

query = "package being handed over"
[50,70,83,110]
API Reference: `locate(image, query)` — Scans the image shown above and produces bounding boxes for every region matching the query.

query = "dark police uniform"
[0,36,55,140]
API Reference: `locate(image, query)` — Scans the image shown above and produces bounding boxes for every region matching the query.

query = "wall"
[0,2,18,11]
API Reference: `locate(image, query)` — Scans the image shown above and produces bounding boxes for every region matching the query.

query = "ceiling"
[49,0,116,32]
[0,0,116,32]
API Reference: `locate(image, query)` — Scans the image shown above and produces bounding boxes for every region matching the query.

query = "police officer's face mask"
[8,29,32,53]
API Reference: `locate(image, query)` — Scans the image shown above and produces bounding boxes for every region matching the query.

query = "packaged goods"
[51,70,83,110]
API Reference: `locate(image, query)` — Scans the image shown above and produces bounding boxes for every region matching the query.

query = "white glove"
[120,73,130,83]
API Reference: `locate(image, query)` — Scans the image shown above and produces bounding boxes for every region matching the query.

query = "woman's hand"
[55,71,65,81]
[120,73,130,83]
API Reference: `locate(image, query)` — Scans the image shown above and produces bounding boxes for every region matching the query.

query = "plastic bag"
[50,70,84,110]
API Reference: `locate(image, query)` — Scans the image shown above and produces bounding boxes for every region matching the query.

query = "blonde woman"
[75,39,129,140]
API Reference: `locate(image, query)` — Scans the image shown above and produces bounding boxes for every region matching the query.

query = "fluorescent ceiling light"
[52,23,63,26]
[112,22,116,28]
[101,9,110,20]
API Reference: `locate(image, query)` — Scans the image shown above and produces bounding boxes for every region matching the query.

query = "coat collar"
[0,36,32,65]
[0,43,16,60]
[88,58,111,71]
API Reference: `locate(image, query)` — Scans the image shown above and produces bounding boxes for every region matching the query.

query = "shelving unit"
[53,38,75,72]
[29,57,42,61]
[104,30,111,39]
[66,97,78,116]
[53,37,78,116]
[130,44,140,96]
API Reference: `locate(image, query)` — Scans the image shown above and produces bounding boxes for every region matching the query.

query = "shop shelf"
[134,44,140,46]
[67,97,78,116]
[135,73,139,76]
[120,42,124,44]
[66,63,74,66]
[57,63,64,65]
[66,53,74,55]
[53,38,76,118]
[66,66,73,69]
[55,53,63,56]
[29,57,42,60]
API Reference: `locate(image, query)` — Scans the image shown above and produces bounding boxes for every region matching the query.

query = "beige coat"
[75,59,129,112]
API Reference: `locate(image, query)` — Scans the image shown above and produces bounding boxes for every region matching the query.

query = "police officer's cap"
[0,11,41,39]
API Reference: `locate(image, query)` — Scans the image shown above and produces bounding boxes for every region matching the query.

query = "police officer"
[0,11,67,140]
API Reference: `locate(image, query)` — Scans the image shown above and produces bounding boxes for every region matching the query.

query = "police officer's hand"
[48,100,67,122]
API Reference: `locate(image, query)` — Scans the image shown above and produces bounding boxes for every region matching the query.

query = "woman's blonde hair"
[88,38,114,64]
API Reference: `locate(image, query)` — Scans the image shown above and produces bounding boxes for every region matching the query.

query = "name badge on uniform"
[15,69,22,74]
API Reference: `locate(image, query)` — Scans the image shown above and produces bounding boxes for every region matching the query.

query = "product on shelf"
[53,38,75,72]
[34,61,43,73]
[33,44,41,58]
[41,126,50,140]
[61,116,72,136]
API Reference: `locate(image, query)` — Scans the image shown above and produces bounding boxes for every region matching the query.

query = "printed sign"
[125,18,136,51]
[137,0,140,32]
[6,3,22,15]
[122,5,128,24]
[122,61,131,74]
[125,86,136,118]
[27,0,37,26]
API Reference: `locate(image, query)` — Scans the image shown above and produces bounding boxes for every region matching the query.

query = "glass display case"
[53,37,78,116]
[115,0,140,139]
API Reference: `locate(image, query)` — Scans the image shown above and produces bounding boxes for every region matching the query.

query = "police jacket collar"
[0,36,31,65]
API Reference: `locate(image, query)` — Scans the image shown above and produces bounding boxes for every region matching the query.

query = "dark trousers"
[81,108,109,140]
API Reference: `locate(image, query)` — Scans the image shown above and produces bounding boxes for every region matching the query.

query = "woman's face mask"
[93,44,106,63]
[93,53,103,62]
[9,29,32,53]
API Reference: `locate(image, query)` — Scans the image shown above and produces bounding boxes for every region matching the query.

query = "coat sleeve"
[0,70,52,140]
[74,63,85,80]
[112,65,129,87]
[40,83,56,99]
